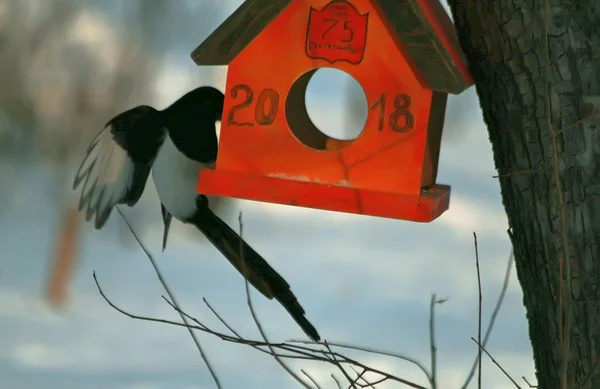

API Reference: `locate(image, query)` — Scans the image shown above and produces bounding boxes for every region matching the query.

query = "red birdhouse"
[191,0,472,222]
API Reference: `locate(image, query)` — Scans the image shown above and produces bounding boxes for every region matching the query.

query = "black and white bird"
[72,86,320,341]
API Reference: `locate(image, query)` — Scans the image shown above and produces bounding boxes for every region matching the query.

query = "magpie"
[72,86,320,341]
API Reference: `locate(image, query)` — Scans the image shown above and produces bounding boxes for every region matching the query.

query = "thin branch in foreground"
[471,338,521,389]
[290,340,432,384]
[96,268,428,389]
[301,369,323,389]
[522,376,538,388]
[474,232,483,389]
[492,169,551,179]
[555,101,600,136]
[96,209,432,389]
[202,297,243,338]
[429,294,438,389]
[576,358,600,389]
[237,212,314,389]
[461,247,515,389]
[542,0,573,387]
[349,365,377,389]
[322,340,357,389]
[114,206,222,389]
[331,373,342,389]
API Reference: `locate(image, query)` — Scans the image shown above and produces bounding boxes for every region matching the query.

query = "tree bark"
[447,1,600,388]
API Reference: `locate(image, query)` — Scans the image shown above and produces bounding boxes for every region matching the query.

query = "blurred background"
[0,1,534,388]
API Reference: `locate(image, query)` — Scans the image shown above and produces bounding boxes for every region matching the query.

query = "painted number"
[255,88,279,125]
[322,19,354,42]
[226,84,280,126]
[370,93,414,133]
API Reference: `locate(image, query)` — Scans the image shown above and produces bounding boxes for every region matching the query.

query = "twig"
[161,296,209,331]
[302,369,323,389]
[471,338,521,389]
[474,232,483,389]
[114,206,222,389]
[100,281,428,389]
[96,208,427,389]
[522,376,538,387]
[576,358,600,389]
[349,366,376,389]
[555,108,600,136]
[291,340,432,384]
[461,249,514,389]
[202,297,243,338]
[93,272,194,328]
[541,1,573,387]
[430,294,438,389]
[361,377,387,388]
[237,212,314,389]
[492,169,551,179]
[96,275,426,388]
[162,297,324,361]
[331,374,342,389]
[322,340,357,389]
[282,341,427,388]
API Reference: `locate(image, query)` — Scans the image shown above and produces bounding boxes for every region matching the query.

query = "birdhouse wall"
[216,0,442,196]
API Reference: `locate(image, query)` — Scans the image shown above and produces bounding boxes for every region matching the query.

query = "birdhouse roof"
[191,0,471,94]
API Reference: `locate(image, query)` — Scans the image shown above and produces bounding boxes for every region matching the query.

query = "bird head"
[165,85,224,122]
[197,86,224,121]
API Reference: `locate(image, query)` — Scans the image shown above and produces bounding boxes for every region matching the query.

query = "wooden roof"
[191,0,471,94]
[191,0,292,65]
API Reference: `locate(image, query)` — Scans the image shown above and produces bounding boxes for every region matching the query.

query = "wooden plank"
[374,0,472,94]
[198,168,451,222]
[192,0,293,65]
[421,91,448,186]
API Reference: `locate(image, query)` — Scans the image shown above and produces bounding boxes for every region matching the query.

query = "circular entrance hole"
[285,68,368,150]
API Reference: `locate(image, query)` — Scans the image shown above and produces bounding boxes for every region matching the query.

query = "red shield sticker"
[305,0,369,64]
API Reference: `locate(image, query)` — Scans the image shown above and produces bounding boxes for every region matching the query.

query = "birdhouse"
[192,0,472,222]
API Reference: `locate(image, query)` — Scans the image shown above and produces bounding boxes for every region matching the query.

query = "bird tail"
[190,208,320,341]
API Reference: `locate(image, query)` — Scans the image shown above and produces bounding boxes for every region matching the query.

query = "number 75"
[322,19,354,42]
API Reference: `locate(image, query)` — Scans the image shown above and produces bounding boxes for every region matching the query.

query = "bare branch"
[522,376,538,388]
[331,374,343,389]
[349,366,377,389]
[461,249,514,389]
[474,232,483,389]
[576,358,600,389]
[114,206,222,389]
[202,297,243,338]
[429,294,438,389]
[555,101,600,136]
[97,266,428,389]
[93,206,436,389]
[237,212,314,389]
[291,340,432,384]
[301,369,323,389]
[471,338,521,389]
[541,1,573,387]
[492,169,551,179]
[322,340,357,389]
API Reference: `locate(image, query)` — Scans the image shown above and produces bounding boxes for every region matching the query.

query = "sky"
[0,1,537,389]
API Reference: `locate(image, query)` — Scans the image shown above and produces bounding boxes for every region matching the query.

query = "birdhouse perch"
[192,0,473,222]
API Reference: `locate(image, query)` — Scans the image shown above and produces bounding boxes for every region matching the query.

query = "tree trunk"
[447,1,600,388]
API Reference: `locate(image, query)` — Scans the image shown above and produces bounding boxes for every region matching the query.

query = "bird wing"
[73,105,165,229]
[190,196,320,341]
